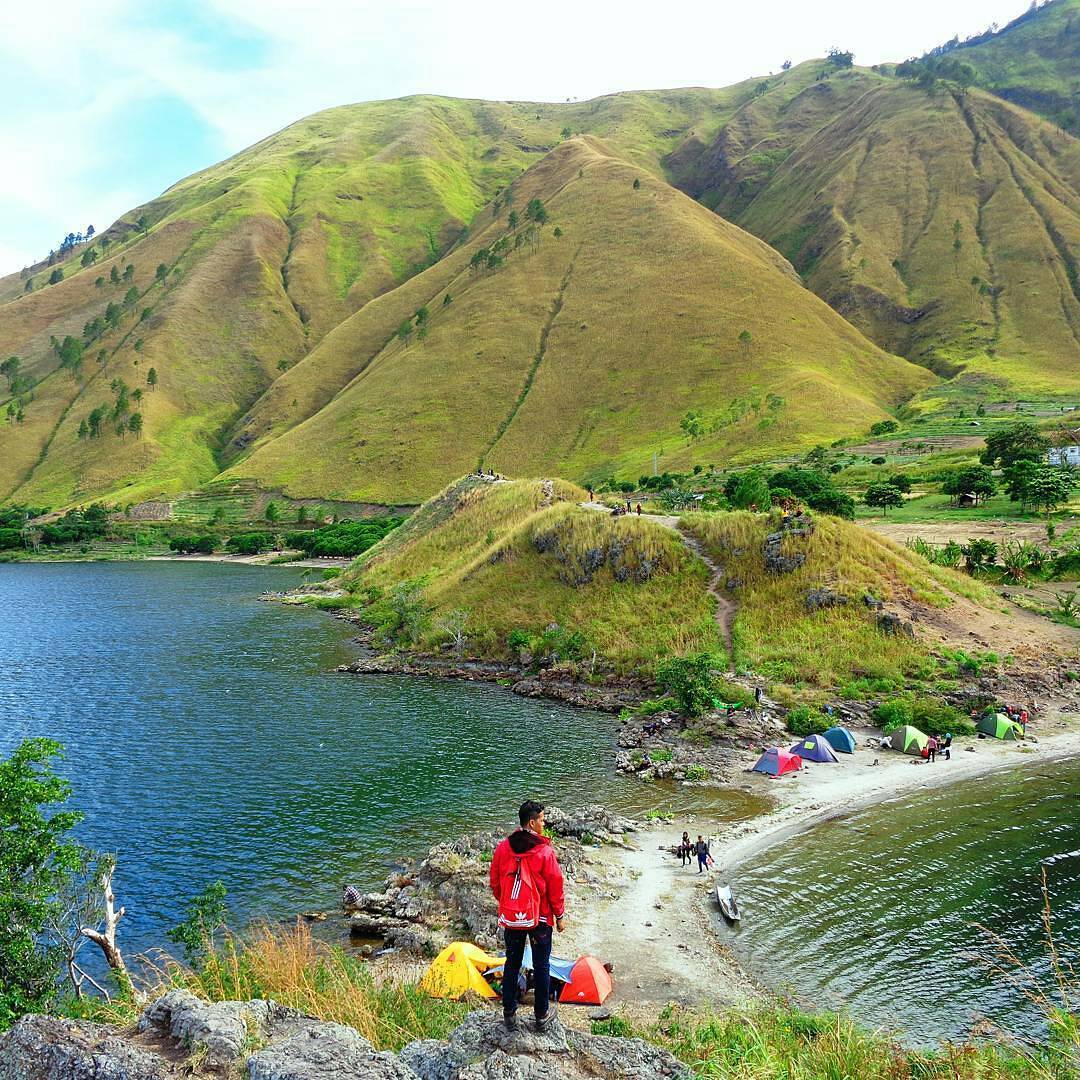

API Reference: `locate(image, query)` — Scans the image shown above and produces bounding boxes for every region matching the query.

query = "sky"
[0,0,1034,276]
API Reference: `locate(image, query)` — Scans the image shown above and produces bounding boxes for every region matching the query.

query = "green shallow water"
[725,757,1080,1044]
[0,561,757,956]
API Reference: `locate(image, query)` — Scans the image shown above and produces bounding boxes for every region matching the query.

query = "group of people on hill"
[610,501,642,517]
[677,831,713,873]
[475,467,504,480]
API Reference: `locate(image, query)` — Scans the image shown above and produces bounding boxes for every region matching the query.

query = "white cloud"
[0,0,1039,275]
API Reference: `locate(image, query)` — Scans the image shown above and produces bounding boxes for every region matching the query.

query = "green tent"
[977,713,1022,740]
[888,725,929,756]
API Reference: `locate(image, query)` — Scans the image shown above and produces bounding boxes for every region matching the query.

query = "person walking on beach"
[678,831,692,867]
[635,503,642,515]
[695,835,710,874]
[941,732,952,761]
[490,800,566,1032]
[927,735,937,763]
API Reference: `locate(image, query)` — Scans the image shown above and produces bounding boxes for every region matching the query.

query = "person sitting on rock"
[489,800,566,1033]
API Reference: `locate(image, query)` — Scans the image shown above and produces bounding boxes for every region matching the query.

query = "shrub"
[284,517,403,558]
[649,748,674,763]
[169,534,215,554]
[786,705,827,736]
[657,653,725,717]
[226,532,273,555]
[870,456,887,465]
[684,764,710,781]
[873,694,973,736]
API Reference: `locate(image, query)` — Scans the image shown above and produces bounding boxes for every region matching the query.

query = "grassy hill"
[0,10,1076,510]
[221,137,929,503]
[928,0,1080,133]
[331,474,1056,691]
[337,474,718,672]
[669,65,1080,398]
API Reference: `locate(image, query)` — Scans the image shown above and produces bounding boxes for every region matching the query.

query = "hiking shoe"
[535,1004,558,1032]
[503,1012,519,1032]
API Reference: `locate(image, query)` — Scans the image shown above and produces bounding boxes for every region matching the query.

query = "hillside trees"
[981,421,1049,469]
[864,482,904,515]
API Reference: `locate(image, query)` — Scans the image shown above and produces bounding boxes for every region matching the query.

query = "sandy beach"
[559,724,1080,1017]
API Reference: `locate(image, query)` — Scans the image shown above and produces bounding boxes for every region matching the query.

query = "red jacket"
[489,829,566,925]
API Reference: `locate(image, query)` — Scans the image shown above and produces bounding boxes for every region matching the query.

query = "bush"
[169,534,215,554]
[870,456,887,465]
[226,532,273,555]
[285,517,403,558]
[0,528,21,550]
[684,764,710,781]
[657,653,725,717]
[873,694,973,736]
[786,705,827,736]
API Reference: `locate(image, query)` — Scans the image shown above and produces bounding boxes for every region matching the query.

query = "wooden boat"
[715,883,741,922]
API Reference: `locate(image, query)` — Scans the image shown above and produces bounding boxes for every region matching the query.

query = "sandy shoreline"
[565,725,1080,1018]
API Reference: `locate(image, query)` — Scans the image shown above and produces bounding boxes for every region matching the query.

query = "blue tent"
[823,726,856,754]
[789,734,839,763]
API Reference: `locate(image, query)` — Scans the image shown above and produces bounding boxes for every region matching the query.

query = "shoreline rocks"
[1,995,689,1079]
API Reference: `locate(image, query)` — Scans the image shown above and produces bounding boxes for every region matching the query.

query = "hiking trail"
[579,501,735,668]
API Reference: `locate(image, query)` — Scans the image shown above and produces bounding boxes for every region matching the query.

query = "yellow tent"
[419,942,505,999]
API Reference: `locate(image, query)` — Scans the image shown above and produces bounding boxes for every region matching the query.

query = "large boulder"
[402,1011,687,1080]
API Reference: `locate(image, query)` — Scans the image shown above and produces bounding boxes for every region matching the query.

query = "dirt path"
[580,502,735,667]
[861,517,1080,547]
[561,822,757,1013]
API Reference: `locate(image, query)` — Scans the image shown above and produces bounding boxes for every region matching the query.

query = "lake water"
[728,758,1080,1044]
[0,561,657,956]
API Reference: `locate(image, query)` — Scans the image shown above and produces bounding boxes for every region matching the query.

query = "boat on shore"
[716,882,740,922]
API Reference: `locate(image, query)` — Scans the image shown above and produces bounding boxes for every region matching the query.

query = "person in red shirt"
[489,800,566,1031]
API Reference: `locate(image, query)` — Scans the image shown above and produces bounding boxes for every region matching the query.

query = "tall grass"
[680,511,995,687]
[72,921,468,1051]
[597,999,1076,1080]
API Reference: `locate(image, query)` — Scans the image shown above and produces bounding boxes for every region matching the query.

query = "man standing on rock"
[490,800,566,1032]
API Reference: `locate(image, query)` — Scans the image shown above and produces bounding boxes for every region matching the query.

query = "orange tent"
[559,956,612,1005]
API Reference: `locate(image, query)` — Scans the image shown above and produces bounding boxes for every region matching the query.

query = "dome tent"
[789,734,839,763]
[752,747,802,776]
[977,712,1022,740]
[887,725,928,756]
[823,726,857,754]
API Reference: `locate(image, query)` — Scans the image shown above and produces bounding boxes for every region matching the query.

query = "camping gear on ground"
[716,883,741,922]
[887,725,929,756]
[789,734,839,763]
[977,712,1022,740]
[419,942,503,999]
[752,747,802,776]
[823,726,857,754]
[559,956,613,1005]
[490,941,577,987]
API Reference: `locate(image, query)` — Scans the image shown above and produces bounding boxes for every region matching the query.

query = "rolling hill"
[668,64,1080,397]
[0,0,1076,511]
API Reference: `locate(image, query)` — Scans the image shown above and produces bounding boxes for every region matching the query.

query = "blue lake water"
[727,758,1080,1044]
[0,561,637,955]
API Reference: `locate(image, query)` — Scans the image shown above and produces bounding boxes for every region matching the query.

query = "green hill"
[331,474,1061,690]
[222,137,929,503]
[0,8,1076,511]
[923,0,1080,133]
[669,66,1080,398]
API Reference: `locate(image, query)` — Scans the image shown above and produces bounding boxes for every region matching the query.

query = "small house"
[1049,446,1080,467]
[956,492,979,507]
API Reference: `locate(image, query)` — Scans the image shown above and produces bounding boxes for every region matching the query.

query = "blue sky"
[0,0,1034,275]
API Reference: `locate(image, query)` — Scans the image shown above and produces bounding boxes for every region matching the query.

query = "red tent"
[751,747,802,777]
[559,956,612,1005]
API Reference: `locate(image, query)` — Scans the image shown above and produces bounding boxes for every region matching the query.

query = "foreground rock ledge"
[0,990,687,1079]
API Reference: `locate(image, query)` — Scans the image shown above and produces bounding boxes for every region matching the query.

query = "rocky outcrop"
[346,807,632,952]
[763,514,814,575]
[0,1014,169,1080]
[0,1003,688,1080]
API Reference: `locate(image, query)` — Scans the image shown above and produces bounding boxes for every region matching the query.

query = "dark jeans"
[697,854,708,872]
[502,922,552,1019]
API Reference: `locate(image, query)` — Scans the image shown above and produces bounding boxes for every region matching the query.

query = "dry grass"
[344,476,718,671]
[681,510,997,686]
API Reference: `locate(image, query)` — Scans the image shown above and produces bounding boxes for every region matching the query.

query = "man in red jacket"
[489,800,566,1031]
